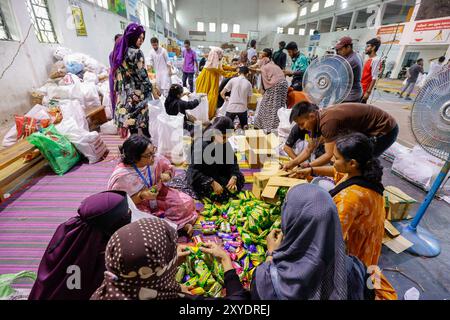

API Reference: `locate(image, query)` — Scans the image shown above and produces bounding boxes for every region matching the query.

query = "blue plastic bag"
[65,61,84,75]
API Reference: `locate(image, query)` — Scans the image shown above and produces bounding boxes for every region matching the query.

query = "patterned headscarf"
[255,184,348,300]
[91,218,181,300]
[204,47,224,69]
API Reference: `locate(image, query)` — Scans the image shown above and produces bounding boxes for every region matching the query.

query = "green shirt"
[291,53,309,73]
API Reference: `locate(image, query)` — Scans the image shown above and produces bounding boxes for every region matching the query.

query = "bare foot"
[183,224,194,238]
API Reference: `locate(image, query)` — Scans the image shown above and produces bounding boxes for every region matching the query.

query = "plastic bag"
[65,61,84,75]
[80,82,101,108]
[53,47,72,61]
[47,83,84,107]
[2,105,51,148]
[148,99,166,144]
[100,120,118,135]
[171,75,183,86]
[0,271,36,300]
[56,118,108,164]
[83,71,98,84]
[58,99,89,131]
[49,61,67,79]
[185,95,209,123]
[277,108,294,139]
[58,73,81,86]
[154,113,185,162]
[15,116,51,140]
[27,125,81,175]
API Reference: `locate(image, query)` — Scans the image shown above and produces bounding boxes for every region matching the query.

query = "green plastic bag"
[27,125,80,176]
[0,271,37,300]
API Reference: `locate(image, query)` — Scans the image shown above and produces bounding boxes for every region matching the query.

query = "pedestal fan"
[302,54,353,108]
[393,69,450,257]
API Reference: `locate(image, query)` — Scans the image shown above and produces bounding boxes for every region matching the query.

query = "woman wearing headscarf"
[108,135,198,236]
[290,133,398,300]
[250,49,289,133]
[28,191,131,300]
[195,47,238,119]
[91,218,248,300]
[110,23,153,138]
[186,117,245,203]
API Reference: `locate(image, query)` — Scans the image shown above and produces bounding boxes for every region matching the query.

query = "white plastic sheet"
[58,99,89,132]
[185,95,209,123]
[80,82,101,108]
[100,120,118,135]
[154,113,185,162]
[277,108,294,140]
[47,82,85,107]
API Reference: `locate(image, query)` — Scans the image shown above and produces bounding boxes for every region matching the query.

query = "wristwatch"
[265,250,273,258]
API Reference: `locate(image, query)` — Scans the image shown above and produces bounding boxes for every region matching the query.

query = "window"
[221,23,228,33]
[299,28,305,35]
[341,0,348,9]
[150,0,155,11]
[311,2,319,13]
[87,0,108,9]
[165,10,170,23]
[324,0,334,8]
[26,0,58,43]
[382,0,415,25]
[197,21,204,32]
[309,29,315,35]
[233,24,240,33]
[209,22,216,32]
[0,5,12,40]
[169,2,173,14]
[288,28,295,35]
[300,7,307,16]
[334,12,352,31]
[174,18,177,29]
[277,27,284,34]
[319,17,333,33]
[138,1,150,27]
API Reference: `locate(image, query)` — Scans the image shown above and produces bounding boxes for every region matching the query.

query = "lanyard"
[132,164,153,188]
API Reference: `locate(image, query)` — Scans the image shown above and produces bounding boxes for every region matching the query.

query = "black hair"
[231,58,239,62]
[119,135,153,165]
[250,39,257,48]
[114,34,122,41]
[168,84,184,99]
[239,66,250,75]
[335,133,383,184]
[211,116,233,134]
[417,58,423,63]
[366,38,381,52]
[279,41,286,49]
[262,48,273,59]
[285,42,298,51]
[184,39,191,45]
[438,56,446,63]
[151,37,159,44]
[290,101,319,123]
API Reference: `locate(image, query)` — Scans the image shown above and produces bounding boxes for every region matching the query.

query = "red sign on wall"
[230,33,248,39]
[414,19,450,32]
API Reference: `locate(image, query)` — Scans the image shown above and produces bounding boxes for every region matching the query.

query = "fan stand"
[393,159,449,257]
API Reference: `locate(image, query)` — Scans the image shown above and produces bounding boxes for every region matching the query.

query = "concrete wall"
[0,0,173,126]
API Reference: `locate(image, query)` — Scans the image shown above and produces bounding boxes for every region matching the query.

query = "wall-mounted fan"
[302,54,353,108]
[393,69,450,257]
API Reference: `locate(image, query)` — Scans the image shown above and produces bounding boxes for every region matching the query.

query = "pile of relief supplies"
[383,143,450,204]
[2,47,111,175]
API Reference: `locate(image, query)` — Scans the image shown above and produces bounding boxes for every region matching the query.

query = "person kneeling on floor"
[108,135,198,237]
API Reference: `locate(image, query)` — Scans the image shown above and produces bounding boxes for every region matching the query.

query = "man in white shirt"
[220,66,253,129]
[149,37,172,97]
[428,56,446,77]
[247,40,257,64]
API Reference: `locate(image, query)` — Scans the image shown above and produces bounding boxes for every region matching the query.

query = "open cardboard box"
[261,176,307,204]
[244,131,280,169]
[252,162,291,198]
[384,186,417,221]
[383,220,413,254]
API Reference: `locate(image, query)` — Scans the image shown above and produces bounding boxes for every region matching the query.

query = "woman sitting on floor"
[91,218,248,300]
[108,135,198,236]
[29,191,131,300]
[290,132,398,300]
[186,117,245,203]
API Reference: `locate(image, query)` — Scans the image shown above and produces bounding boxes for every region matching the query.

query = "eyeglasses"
[141,146,157,159]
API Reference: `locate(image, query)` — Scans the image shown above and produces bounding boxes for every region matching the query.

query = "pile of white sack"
[2,46,110,164]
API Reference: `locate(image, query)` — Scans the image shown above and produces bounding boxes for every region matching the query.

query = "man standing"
[284,42,309,91]
[149,37,171,97]
[428,56,446,77]
[335,36,363,103]
[247,40,257,64]
[273,41,287,70]
[220,66,253,129]
[361,38,382,104]
[398,58,424,101]
[182,40,198,93]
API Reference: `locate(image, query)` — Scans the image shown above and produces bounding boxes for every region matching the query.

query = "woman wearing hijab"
[290,133,398,300]
[195,47,238,119]
[108,135,198,236]
[91,218,248,300]
[28,191,131,300]
[250,49,289,133]
[110,23,153,138]
[186,117,245,203]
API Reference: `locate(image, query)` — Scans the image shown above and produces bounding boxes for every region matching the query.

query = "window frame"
[26,0,58,44]
[0,4,12,41]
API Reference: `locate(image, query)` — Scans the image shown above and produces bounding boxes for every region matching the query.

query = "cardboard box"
[245,130,266,150]
[248,93,263,110]
[252,164,290,199]
[382,220,413,254]
[246,148,277,169]
[261,176,307,204]
[384,186,417,221]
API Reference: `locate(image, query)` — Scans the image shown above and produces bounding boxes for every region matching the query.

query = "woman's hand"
[140,188,158,201]
[266,229,283,254]
[282,160,297,172]
[161,172,172,183]
[288,168,312,179]
[200,242,233,273]
[177,244,190,264]
[226,176,237,192]
[211,181,224,195]
[187,114,197,123]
